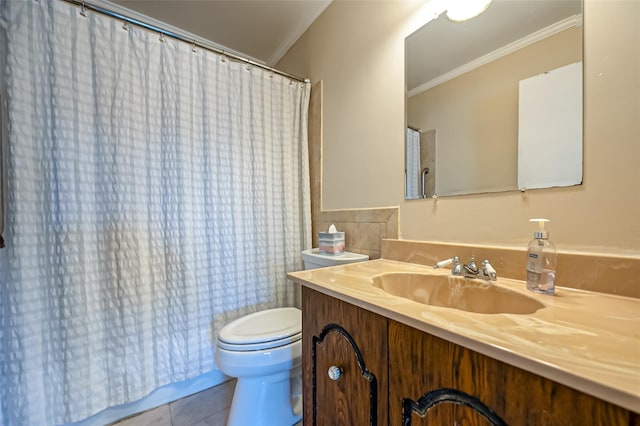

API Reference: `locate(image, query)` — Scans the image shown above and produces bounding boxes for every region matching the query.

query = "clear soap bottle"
[526,218,557,295]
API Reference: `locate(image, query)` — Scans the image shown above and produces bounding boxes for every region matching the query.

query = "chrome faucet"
[433,256,497,281]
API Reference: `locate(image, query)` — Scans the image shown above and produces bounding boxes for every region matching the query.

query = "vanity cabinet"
[302,287,388,425]
[302,287,639,426]
[388,320,632,425]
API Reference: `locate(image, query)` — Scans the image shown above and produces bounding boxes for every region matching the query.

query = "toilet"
[215,248,369,426]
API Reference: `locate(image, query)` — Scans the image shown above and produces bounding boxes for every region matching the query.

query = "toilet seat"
[217,332,301,351]
[217,307,301,352]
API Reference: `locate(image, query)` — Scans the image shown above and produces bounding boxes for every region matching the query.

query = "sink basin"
[371,272,544,315]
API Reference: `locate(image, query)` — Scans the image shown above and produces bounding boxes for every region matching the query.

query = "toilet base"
[227,366,302,426]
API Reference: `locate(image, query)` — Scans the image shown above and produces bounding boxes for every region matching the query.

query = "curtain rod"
[62,0,310,84]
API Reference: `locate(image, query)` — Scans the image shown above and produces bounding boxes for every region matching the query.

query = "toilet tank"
[301,248,369,270]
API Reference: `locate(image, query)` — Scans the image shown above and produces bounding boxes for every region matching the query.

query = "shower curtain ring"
[192,42,197,53]
[79,2,87,17]
[122,21,129,31]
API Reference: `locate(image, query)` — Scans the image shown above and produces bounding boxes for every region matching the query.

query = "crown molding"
[408,14,583,98]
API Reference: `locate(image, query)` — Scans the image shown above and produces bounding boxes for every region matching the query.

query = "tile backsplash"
[313,208,398,259]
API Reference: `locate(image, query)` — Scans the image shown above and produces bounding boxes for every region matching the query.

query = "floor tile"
[170,380,235,426]
[188,409,229,426]
[112,405,172,426]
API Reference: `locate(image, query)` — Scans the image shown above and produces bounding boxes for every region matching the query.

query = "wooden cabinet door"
[302,287,388,426]
[388,320,631,426]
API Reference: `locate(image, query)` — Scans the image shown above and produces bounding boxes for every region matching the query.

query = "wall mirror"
[405,0,583,199]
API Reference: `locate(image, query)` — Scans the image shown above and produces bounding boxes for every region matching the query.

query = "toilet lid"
[218,307,301,350]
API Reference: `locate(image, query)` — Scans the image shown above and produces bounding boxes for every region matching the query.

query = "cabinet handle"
[327,365,342,381]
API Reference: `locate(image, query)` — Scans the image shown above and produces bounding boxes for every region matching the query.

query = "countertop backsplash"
[381,239,639,299]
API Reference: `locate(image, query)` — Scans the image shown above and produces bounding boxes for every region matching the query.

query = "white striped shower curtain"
[405,128,421,198]
[0,0,311,424]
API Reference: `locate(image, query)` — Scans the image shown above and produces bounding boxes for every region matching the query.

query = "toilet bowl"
[215,249,369,425]
[215,307,302,426]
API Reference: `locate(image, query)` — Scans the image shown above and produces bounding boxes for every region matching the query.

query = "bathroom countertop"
[287,259,640,413]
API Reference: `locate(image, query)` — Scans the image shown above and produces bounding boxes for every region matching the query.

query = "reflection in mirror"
[406,127,436,198]
[405,0,583,199]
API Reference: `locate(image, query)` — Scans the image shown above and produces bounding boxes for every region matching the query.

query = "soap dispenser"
[526,218,557,295]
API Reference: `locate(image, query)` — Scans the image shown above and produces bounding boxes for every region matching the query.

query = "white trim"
[408,14,583,98]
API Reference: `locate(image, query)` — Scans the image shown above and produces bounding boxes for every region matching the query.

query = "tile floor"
[111,379,235,426]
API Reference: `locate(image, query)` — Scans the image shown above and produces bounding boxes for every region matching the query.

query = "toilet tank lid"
[218,307,301,345]
[301,248,369,266]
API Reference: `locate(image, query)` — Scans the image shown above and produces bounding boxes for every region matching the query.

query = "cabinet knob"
[327,365,342,381]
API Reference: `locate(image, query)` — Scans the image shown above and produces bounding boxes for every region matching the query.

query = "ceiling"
[107,0,332,67]
[406,0,583,93]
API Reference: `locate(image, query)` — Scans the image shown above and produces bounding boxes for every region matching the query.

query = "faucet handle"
[433,256,464,276]
[433,256,458,269]
[482,259,497,281]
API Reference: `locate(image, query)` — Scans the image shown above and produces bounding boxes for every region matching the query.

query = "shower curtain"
[0,1,311,425]
[405,128,421,198]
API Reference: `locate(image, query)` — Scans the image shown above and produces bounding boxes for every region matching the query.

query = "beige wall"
[408,27,582,196]
[308,81,398,259]
[277,0,640,255]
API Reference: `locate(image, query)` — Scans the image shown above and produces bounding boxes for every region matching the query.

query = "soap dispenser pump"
[526,218,557,295]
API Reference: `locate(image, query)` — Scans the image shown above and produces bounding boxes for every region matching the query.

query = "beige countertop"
[287,259,640,413]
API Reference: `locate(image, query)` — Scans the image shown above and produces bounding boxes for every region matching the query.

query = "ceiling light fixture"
[446,0,493,22]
